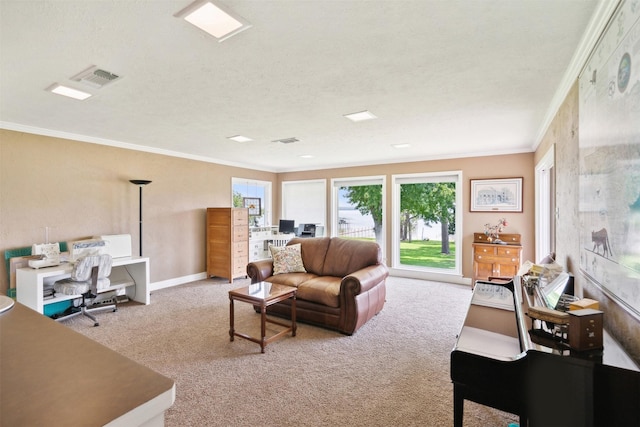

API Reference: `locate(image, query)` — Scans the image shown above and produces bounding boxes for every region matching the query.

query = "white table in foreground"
[0,301,175,426]
[16,256,150,314]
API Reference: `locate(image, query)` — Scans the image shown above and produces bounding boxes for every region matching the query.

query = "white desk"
[249,227,295,261]
[1,301,174,426]
[16,256,150,314]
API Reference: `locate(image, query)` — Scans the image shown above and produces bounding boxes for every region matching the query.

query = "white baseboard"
[150,272,208,292]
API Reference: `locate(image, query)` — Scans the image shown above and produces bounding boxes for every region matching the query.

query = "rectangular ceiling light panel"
[175,0,252,42]
[47,84,92,100]
[344,110,377,122]
[227,135,252,142]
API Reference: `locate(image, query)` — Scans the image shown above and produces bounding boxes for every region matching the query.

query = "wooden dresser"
[472,233,522,285]
[206,207,249,282]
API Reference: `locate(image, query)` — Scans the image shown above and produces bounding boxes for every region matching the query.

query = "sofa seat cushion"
[267,272,318,288]
[297,276,342,308]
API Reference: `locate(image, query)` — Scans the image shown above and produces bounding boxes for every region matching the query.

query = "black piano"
[451,277,640,427]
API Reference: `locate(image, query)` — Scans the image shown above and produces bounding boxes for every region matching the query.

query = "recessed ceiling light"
[300,154,314,159]
[392,143,411,149]
[227,135,252,142]
[175,0,252,42]
[46,83,92,100]
[344,110,377,122]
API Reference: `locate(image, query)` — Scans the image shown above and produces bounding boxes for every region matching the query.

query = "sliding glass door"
[392,171,462,277]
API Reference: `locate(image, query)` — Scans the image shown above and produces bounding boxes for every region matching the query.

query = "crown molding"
[0,121,277,173]
[532,0,622,150]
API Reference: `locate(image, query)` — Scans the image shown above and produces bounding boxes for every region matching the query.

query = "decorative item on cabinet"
[472,233,522,286]
[206,208,249,282]
[482,218,508,243]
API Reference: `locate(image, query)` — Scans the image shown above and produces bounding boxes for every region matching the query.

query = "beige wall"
[1,128,533,291]
[0,129,275,290]
[536,82,640,363]
[2,87,638,362]
[277,154,535,280]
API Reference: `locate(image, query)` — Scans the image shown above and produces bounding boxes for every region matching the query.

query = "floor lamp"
[130,180,152,256]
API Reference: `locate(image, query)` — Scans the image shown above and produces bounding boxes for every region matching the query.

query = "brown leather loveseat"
[246,237,388,335]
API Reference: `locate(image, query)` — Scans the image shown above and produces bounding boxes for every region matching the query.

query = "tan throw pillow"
[270,243,306,275]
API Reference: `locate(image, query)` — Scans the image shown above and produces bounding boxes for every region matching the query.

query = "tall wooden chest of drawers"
[206,208,249,282]
[472,233,522,286]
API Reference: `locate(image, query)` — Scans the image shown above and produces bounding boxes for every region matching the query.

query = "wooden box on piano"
[568,308,603,351]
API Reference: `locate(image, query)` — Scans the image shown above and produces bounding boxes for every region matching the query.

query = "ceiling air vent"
[71,65,121,89]
[272,137,299,144]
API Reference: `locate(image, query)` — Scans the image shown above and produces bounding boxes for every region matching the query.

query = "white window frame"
[535,146,555,262]
[231,177,272,226]
[391,171,464,283]
[281,179,327,235]
[331,176,386,261]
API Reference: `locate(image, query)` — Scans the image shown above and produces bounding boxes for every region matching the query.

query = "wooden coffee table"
[229,282,297,353]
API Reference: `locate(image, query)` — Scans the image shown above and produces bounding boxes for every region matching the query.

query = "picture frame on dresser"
[470,177,523,212]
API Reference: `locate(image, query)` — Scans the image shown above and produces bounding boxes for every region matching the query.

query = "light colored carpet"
[66,276,518,426]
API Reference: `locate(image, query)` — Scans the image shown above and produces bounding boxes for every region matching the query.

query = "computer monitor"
[278,219,295,234]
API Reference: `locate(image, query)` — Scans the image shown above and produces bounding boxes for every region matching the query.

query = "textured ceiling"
[0,0,601,172]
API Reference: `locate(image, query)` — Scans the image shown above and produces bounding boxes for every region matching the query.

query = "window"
[391,171,462,280]
[232,178,272,227]
[331,176,385,255]
[281,180,326,235]
[535,147,555,262]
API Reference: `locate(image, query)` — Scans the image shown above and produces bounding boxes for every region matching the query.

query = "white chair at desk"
[53,254,115,326]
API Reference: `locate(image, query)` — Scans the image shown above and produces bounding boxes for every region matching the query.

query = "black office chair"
[53,254,115,326]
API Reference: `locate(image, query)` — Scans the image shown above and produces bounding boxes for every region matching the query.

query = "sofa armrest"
[340,263,388,334]
[246,259,274,283]
[341,264,389,295]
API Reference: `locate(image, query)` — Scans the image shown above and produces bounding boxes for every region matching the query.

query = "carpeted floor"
[66,276,518,426]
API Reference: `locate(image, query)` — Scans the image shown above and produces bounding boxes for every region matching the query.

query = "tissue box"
[569,298,599,311]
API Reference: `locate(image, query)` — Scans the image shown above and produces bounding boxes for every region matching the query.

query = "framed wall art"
[578,0,640,319]
[243,197,261,216]
[470,177,523,212]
